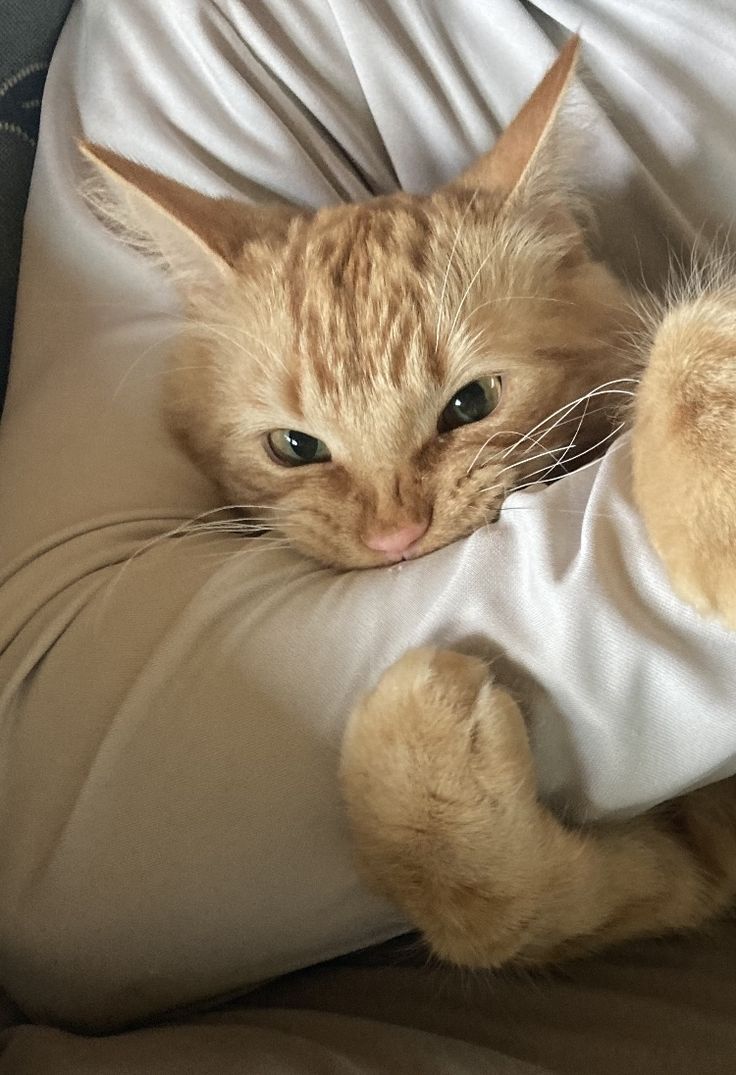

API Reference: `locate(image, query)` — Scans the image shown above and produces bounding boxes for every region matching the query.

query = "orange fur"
[340,285,736,970]
[633,286,736,625]
[81,40,736,972]
[80,36,635,569]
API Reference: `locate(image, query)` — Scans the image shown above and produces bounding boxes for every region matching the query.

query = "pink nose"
[362,520,429,557]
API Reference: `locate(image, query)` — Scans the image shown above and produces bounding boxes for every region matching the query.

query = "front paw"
[633,293,736,630]
[340,647,543,967]
[656,536,736,630]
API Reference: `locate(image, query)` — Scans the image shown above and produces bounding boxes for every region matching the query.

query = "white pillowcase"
[1,0,736,1030]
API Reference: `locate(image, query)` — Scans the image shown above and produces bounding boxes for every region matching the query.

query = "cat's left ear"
[79,142,296,290]
[450,34,581,204]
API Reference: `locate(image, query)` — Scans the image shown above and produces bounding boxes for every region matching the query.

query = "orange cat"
[81,37,633,569]
[81,38,736,971]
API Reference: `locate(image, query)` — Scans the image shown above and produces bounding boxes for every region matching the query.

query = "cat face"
[163,189,631,568]
[81,37,636,569]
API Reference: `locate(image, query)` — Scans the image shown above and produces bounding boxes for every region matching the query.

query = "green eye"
[266,429,331,466]
[438,376,501,434]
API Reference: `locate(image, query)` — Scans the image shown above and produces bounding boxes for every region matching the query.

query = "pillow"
[1,0,736,1032]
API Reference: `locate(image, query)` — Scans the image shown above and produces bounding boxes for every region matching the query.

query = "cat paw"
[634,293,736,631]
[340,647,544,967]
[664,551,736,631]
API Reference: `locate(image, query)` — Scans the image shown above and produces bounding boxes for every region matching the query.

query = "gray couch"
[0,0,73,408]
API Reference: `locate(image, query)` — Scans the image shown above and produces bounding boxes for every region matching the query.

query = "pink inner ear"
[363,520,429,556]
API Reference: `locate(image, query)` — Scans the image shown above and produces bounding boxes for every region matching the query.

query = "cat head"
[81,37,635,569]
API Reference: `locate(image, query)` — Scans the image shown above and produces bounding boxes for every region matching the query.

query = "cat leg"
[340,648,736,968]
[633,289,736,628]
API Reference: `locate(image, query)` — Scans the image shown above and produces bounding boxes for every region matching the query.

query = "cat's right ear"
[448,35,581,205]
[79,142,296,289]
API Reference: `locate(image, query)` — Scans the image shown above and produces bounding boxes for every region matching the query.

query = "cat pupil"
[452,382,487,421]
[287,431,317,459]
[438,376,501,434]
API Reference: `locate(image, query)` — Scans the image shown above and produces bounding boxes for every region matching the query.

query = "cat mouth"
[378,542,426,566]
[389,506,504,565]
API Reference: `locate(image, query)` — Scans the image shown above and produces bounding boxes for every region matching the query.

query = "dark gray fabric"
[0,0,74,410]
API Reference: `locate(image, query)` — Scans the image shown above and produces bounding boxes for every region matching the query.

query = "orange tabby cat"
[80,37,632,570]
[81,38,736,970]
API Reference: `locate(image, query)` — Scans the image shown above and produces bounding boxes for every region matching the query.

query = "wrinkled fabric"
[1,0,736,1030]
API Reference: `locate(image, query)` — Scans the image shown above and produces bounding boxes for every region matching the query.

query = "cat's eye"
[438,376,502,434]
[266,429,331,466]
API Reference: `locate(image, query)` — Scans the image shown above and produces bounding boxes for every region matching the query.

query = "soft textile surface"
[4,925,736,1073]
[1,0,736,1032]
[0,0,74,403]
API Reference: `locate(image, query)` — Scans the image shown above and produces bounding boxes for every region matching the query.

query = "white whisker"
[478,428,571,474]
[500,379,639,459]
[499,503,617,520]
[553,392,589,473]
[113,329,189,398]
[467,405,613,477]
[92,503,291,629]
[466,432,504,476]
[511,424,625,489]
[435,190,479,341]
[496,439,576,478]
[447,247,495,339]
[201,539,294,565]
[463,294,575,323]
[188,321,288,376]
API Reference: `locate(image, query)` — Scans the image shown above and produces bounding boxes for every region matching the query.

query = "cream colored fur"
[79,37,635,569]
[339,51,736,969]
[80,38,736,971]
[340,295,736,966]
